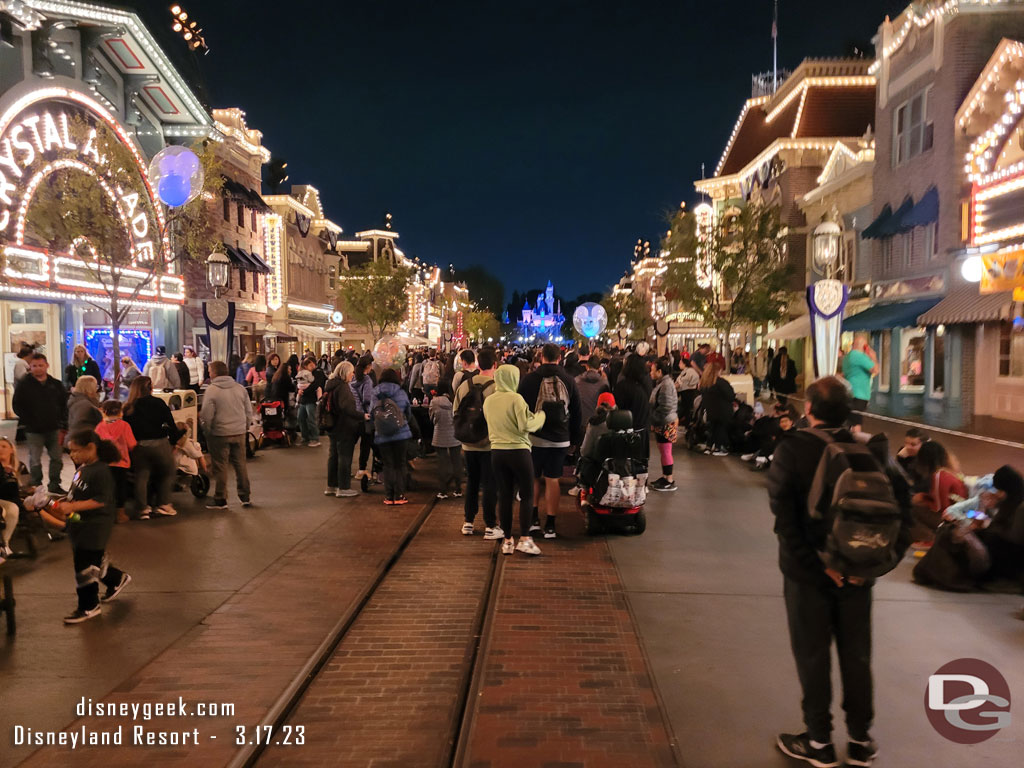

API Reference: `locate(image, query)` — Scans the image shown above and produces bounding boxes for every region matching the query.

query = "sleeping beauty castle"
[517,281,565,341]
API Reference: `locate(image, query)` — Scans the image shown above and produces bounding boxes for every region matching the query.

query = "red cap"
[597,392,616,408]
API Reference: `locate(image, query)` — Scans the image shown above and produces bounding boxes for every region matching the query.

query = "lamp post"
[203,251,235,366]
[806,213,849,377]
[206,251,230,298]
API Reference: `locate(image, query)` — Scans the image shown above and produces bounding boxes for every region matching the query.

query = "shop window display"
[900,328,926,390]
[998,320,1024,378]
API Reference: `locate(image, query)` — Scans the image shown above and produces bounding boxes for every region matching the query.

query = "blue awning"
[842,298,942,332]
[876,195,914,237]
[901,187,938,229]
[861,204,892,240]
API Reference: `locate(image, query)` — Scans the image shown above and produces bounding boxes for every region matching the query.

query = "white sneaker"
[501,538,515,555]
[568,486,581,496]
[154,504,177,517]
[324,487,337,496]
[515,537,541,556]
[712,449,729,457]
[461,522,474,535]
[336,489,359,497]
[137,506,151,520]
[740,453,757,462]
[755,456,769,468]
[483,526,504,540]
[308,441,321,447]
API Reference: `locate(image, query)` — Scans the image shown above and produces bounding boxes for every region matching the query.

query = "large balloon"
[372,336,407,367]
[573,302,608,339]
[149,145,203,208]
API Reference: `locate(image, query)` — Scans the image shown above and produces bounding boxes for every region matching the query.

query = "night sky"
[133,0,904,302]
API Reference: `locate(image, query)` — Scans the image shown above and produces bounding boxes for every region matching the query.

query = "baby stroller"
[576,409,649,535]
[258,400,291,447]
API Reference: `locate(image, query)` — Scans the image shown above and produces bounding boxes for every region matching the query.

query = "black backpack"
[453,379,494,444]
[318,386,338,431]
[805,428,904,578]
[373,396,406,437]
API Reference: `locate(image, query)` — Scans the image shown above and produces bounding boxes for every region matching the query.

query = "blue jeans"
[297,402,319,443]
[26,430,64,491]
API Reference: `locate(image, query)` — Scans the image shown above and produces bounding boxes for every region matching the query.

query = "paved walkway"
[611,442,1024,768]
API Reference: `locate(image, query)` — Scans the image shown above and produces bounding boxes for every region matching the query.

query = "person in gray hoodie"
[574,355,609,426]
[649,358,679,492]
[430,381,463,499]
[199,361,254,510]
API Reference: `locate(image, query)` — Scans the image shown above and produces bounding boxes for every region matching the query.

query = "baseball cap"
[597,392,616,408]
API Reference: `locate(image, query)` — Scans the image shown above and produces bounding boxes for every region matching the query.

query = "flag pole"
[772,0,779,91]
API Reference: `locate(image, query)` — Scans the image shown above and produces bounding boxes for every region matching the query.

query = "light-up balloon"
[573,302,608,339]
[149,145,203,208]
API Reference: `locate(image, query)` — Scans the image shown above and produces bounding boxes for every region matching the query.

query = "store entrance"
[1,300,62,417]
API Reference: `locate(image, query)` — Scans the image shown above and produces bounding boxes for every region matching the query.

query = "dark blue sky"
[142,0,904,301]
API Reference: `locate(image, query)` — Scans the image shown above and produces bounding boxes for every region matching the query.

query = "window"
[239,267,247,292]
[898,232,911,268]
[900,328,926,391]
[10,307,45,324]
[253,272,259,293]
[893,87,934,166]
[237,203,245,228]
[223,197,230,221]
[251,210,257,231]
[998,321,1024,377]
[923,220,939,261]
[328,264,337,290]
[931,326,945,396]
[879,333,891,390]
[883,239,893,273]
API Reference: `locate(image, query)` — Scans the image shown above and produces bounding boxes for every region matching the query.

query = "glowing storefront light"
[264,213,284,310]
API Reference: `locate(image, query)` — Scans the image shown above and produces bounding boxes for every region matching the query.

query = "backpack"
[422,359,440,387]
[149,359,169,389]
[453,379,494,444]
[806,428,904,578]
[534,375,570,432]
[318,386,338,431]
[373,396,406,437]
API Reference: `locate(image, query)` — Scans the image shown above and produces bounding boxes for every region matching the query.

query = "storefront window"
[900,328,926,391]
[931,326,945,396]
[879,332,890,390]
[998,321,1024,378]
[10,307,45,325]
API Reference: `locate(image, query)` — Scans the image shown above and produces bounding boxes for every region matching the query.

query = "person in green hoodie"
[483,364,546,556]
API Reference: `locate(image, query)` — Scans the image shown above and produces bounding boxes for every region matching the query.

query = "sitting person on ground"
[974,466,1024,584]
[0,437,31,562]
[897,427,929,493]
[910,440,967,546]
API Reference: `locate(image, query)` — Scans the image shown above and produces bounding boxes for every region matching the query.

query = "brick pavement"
[258,497,496,768]
[462,508,678,768]
[14,491,427,768]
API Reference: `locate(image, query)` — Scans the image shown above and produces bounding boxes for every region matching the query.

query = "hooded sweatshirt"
[575,368,609,426]
[429,395,460,448]
[482,365,546,451]
[200,376,253,437]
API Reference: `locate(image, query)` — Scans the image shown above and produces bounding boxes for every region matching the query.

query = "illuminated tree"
[338,258,414,343]
[464,310,500,342]
[601,290,648,342]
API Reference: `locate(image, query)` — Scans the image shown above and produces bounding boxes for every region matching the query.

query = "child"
[0,437,31,562]
[174,419,207,479]
[429,381,463,499]
[95,400,137,523]
[34,430,131,624]
[577,392,617,494]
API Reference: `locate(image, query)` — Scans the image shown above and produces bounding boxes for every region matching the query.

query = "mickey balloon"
[149,145,204,208]
[573,303,608,339]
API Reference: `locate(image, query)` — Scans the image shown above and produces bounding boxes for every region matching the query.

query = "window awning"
[222,177,272,213]
[917,288,1015,325]
[861,204,892,239]
[291,324,343,340]
[246,250,272,273]
[766,314,811,341]
[876,195,915,238]
[901,186,938,229]
[842,298,941,331]
[222,243,247,267]
[236,247,270,274]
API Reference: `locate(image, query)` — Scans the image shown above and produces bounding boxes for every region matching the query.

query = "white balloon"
[149,145,204,208]
[573,303,608,339]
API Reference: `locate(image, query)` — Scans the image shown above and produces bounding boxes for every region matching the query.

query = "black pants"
[709,417,729,451]
[327,432,357,490]
[783,575,873,743]
[464,450,497,527]
[492,449,534,539]
[357,431,374,471]
[73,548,125,611]
[435,446,463,493]
[378,440,407,500]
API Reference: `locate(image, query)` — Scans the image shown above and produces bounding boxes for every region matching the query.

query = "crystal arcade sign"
[0,88,183,305]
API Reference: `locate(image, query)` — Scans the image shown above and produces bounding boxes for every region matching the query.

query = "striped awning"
[917,289,1015,326]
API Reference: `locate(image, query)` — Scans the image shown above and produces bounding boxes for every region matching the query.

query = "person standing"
[351,355,377,487]
[12,353,68,493]
[842,334,877,415]
[484,364,546,556]
[613,353,652,434]
[699,363,735,456]
[246,354,268,402]
[674,358,700,428]
[430,381,463,499]
[752,343,772,399]
[574,355,609,426]
[200,361,254,510]
[297,357,326,447]
[123,376,178,519]
[182,346,204,393]
[64,344,102,390]
[95,400,136,523]
[517,343,582,540]
[452,349,478,396]
[372,368,414,506]
[322,361,364,498]
[454,346,501,538]
[767,376,911,768]
[769,346,798,406]
[66,376,102,442]
[12,343,33,388]
[649,358,678,491]
[171,353,190,392]
[143,346,180,390]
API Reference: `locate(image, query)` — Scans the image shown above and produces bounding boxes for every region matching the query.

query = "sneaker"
[515,536,542,556]
[49,485,67,495]
[846,739,878,767]
[154,504,177,517]
[712,449,729,457]
[324,487,338,496]
[501,538,515,555]
[336,489,358,498]
[483,526,504,540]
[529,511,541,533]
[568,486,581,497]
[703,448,714,456]
[101,573,132,603]
[137,506,152,520]
[63,606,101,624]
[393,496,409,505]
[461,522,474,535]
[776,733,839,768]
[741,452,757,462]
[436,492,449,500]
[360,474,370,493]
[543,518,557,539]
[452,489,463,498]
[240,499,252,508]
[205,499,228,510]
[651,478,677,492]
[754,456,769,468]
[308,441,321,447]
[383,498,395,506]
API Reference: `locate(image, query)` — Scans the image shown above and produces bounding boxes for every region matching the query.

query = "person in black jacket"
[767,376,911,768]
[13,353,69,493]
[769,346,798,405]
[123,376,179,520]
[517,343,582,540]
[612,353,652,433]
[698,362,734,456]
[323,361,365,498]
[64,344,102,391]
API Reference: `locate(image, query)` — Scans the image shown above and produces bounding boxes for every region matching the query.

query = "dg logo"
[925,658,1011,744]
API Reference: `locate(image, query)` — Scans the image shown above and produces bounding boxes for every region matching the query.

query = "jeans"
[783,575,874,743]
[74,548,125,611]
[297,402,319,443]
[436,445,463,493]
[207,434,251,503]
[131,439,175,511]
[378,440,407,500]
[492,449,534,538]
[327,432,357,490]
[463,450,496,527]
[26,430,64,491]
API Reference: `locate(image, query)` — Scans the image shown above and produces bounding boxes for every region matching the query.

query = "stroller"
[575,409,649,535]
[258,400,291,447]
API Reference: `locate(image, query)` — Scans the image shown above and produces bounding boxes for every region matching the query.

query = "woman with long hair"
[699,362,735,456]
[351,354,377,487]
[267,359,296,406]
[612,353,652,432]
[67,375,102,441]
[64,343,102,390]
[123,376,178,519]
[911,440,967,544]
[247,354,267,402]
[265,352,282,382]
[323,361,365,497]
[0,437,30,561]
[769,346,797,405]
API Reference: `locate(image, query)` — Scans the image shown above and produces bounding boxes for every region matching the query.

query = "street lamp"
[812,215,842,275]
[807,213,849,378]
[206,251,230,297]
